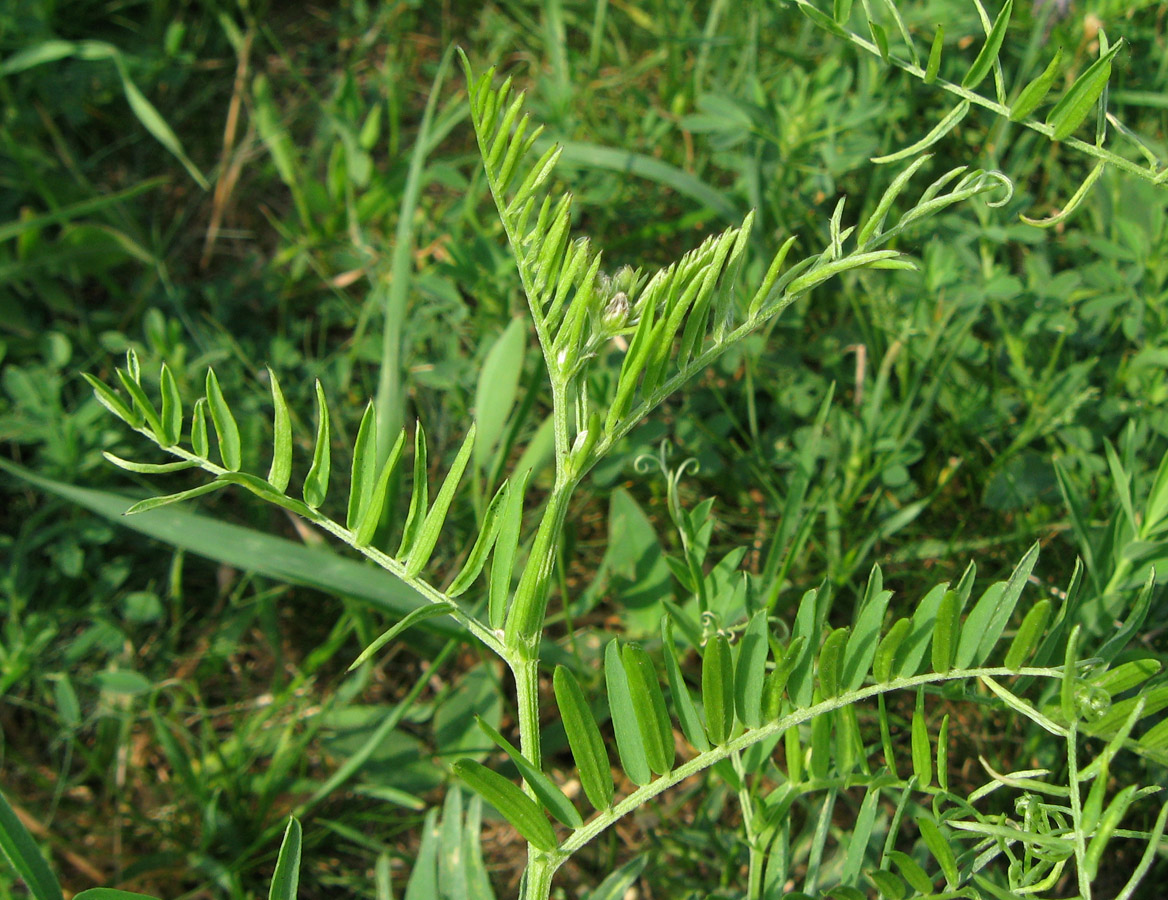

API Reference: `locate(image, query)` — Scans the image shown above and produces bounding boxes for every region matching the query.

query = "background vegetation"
[2,0,1166,897]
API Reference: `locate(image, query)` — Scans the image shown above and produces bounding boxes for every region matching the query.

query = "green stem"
[120,429,506,657]
[520,851,562,900]
[732,751,765,899]
[513,655,543,770]
[558,665,1068,856]
[502,478,575,652]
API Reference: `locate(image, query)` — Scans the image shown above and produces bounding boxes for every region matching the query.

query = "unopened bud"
[602,291,629,329]
[611,265,637,295]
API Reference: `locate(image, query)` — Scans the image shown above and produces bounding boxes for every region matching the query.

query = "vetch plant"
[5,24,1168,900]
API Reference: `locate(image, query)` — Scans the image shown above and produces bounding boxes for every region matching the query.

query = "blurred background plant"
[1,0,1166,897]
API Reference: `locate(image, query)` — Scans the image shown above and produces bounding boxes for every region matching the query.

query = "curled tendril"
[632,454,662,476]
[974,170,1014,208]
[633,442,700,483]
[1015,793,1038,816]
[632,440,672,476]
[699,611,721,646]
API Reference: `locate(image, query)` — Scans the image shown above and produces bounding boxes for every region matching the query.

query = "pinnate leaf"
[702,634,735,744]
[405,424,475,576]
[606,640,652,786]
[622,643,675,776]
[475,717,582,828]
[553,665,614,810]
[1046,39,1124,141]
[735,609,769,727]
[205,368,242,471]
[452,759,557,851]
[267,368,292,492]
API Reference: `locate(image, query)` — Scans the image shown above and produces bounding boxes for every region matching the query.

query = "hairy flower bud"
[601,291,629,330]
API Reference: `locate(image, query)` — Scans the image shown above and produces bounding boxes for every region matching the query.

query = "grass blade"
[377,47,455,452]
[0,459,443,628]
[552,140,740,222]
[473,318,527,474]
[112,55,208,190]
[403,809,439,900]
[584,855,647,900]
[268,817,302,900]
[0,786,63,900]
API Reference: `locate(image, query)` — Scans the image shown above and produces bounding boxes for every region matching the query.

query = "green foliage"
[4,1,1168,898]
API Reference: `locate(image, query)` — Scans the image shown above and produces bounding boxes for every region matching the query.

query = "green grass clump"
[2,1,1167,898]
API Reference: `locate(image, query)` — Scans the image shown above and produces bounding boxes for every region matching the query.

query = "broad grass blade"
[0,786,63,900]
[473,318,527,474]
[268,817,302,900]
